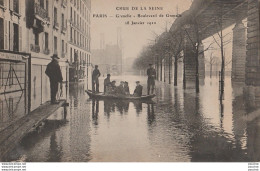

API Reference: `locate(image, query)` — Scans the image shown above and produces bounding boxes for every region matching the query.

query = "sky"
[91,0,193,60]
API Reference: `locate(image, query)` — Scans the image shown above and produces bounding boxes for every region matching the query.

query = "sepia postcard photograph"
[0,0,259,169]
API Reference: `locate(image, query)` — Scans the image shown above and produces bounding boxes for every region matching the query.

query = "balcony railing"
[30,44,40,53]
[62,0,67,8]
[34,3,49,22]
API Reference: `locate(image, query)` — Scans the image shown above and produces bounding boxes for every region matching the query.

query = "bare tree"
[165,31,184,86]
[212,15,232,100]
[183,21,214,93]
[205,52,218,78]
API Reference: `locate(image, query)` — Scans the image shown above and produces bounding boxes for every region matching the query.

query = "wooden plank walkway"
[0,100,66,161]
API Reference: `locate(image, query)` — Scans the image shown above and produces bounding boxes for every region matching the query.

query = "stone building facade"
[68,0,91,82]
[0,0,91,125]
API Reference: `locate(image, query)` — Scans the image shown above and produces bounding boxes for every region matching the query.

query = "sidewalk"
[0,100,66,161]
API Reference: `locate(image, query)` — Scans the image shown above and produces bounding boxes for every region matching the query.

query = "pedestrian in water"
[124,81,130,95]
[147,64,156,95]
[45,54,63,104]
[92,65,101,93]
[133,81,143,97]
[104,74,111,93]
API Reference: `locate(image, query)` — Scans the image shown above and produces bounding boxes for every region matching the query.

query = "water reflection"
[92,100,99,126]
[3,76,260,162]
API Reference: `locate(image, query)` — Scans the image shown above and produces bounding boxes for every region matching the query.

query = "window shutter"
[19,26,22,51]
[4,20,8,50]
[9,22,13,51]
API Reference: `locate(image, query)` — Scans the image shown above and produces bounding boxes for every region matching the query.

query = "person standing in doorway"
[92,65,101,93]
[45,54,63,104]
[147,64,156,95]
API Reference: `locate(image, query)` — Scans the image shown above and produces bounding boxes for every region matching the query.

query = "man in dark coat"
[147,64,156,95]
[92,65,101,93]
[133,81,143,97]
[104,74,111,93]
[115,81,125,95]
[45,54,63,104]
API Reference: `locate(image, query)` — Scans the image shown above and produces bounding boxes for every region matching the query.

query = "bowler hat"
[107,74,111,77]
[51,54,60,59]
[149,64,153,66]
[136,81,140,83]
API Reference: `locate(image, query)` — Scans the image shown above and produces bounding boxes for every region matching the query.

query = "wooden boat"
[85,90,156,100]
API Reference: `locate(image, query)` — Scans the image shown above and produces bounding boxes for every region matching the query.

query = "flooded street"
[4,75,260,162]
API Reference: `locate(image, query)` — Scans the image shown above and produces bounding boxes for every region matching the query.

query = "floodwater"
[3,75,260,162]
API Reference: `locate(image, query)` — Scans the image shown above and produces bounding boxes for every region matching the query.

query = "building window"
[54,7,57,24]
[70,28,73,42]
[45,32,48,49]
[40,0,44,8]
[74,11,76,24]
[61,13,64,28]
[46,0,49,13]
[70,48,72,62]
[13,0,19,13]
[70,7,72,20]
[0,0,4,6]
[0,18,3,49]
[13,23,19,51]
[62,39,64,55]
[54,36,57,54]
[74,30,76,44]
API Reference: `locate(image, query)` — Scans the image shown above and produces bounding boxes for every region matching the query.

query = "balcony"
[53,21,59,30]
[61,24,67,34]
[34,3,50,23]
[62,0,67,8]
[43,48,50,55]
[30,44,40,53]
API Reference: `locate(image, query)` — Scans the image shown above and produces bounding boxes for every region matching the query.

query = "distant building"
[92,45,122,76]
[68,0,91,82]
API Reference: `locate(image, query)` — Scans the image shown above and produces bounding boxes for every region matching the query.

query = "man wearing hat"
[92,65,101,93]
[104,74,111,93]
[147,64,156,95]
[133,81,143,97]
[45,54,63,104]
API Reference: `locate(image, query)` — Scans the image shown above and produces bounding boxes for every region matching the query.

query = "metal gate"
[0,50,31,124]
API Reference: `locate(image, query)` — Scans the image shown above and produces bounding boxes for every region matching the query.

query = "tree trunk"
[164,59,166,82]
[174,56,178,86]
[220,17,225,101]
[169,56,171,84]
[156,56,159,80]
[195,47,200,93]
[210,64,212,78]
[160,59,163,81]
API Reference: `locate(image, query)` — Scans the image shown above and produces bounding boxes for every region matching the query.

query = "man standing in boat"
[45,54,63,104]
[104,74,111,93]
[92,65,101,93]
[147,64,156,95]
